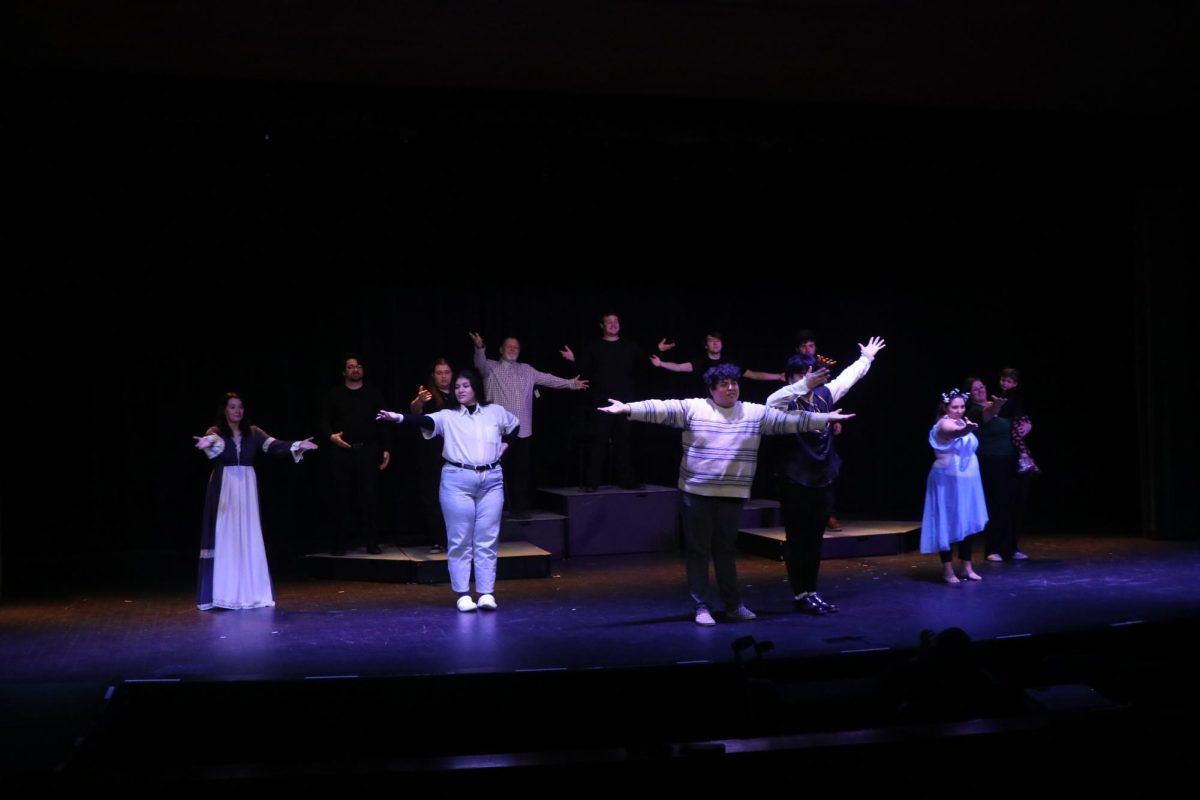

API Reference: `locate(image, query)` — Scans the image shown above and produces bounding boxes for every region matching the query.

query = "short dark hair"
[703,363,742,388]
[999,367,1021,383]
[794,329,817,348]
[784,354,817,379]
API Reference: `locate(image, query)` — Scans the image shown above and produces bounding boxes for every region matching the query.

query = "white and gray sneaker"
[477,594,498,610]
[725,605,758,622]
[694,608,716,626]
[456,595,478,612]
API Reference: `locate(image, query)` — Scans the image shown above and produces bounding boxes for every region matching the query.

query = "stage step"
[738,520,921,561]
[742,498,781,528]
[500,510,568,558]
[305,542,552,584]
[539,485,679,556]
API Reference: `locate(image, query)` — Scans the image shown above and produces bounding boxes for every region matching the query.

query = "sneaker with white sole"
[477,594,498,610]
[986,553,1003,562]
[1011,551,1029,560]
[456,595,477,612]
[725,605,758,621]
[694,608,716,626]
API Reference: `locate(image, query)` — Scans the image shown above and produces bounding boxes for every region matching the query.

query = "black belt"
[444,459,501,471]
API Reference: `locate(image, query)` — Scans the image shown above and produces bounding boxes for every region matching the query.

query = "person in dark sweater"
[410,358,453,552]
[321,353,392,555]
[966,376,1030,562]
[560,311,673,491]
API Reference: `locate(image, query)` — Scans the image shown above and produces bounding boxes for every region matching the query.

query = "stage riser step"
[305,543,551,584]
[738,523,921,561]
[500,515,568,559]
[540,486,680,556]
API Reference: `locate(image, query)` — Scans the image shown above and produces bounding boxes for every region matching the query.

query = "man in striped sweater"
[598,364,854,626]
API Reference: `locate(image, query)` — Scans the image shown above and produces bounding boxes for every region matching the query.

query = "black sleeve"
[399,413,436,432]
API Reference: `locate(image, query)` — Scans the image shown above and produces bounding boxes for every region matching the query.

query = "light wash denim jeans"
[440,465,505,594]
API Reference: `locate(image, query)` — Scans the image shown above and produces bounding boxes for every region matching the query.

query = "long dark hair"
[449,368,490,409]
[214,391,253,438]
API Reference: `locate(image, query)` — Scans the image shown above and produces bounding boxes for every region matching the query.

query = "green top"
[968,403,1015,457]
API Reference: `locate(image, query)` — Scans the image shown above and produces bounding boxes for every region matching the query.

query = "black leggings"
[939,534,975,563]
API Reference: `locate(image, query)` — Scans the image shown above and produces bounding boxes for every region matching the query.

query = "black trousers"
[587,411,635,489]
[779,480,829,594]
[939,535,975,562]
[979,455,1026,558]
[417,440,447,547]
[331,443,380,549]
[502,435,532,515]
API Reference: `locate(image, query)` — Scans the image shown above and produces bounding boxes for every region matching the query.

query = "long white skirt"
[209,466,275,610]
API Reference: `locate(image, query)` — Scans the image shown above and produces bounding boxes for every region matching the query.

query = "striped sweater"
[628,399,831,499]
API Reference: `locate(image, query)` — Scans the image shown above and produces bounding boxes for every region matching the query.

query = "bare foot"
[962,569,983,581]
[943,572,961,585]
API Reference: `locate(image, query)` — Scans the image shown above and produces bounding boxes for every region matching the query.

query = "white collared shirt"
[425,404,520,466]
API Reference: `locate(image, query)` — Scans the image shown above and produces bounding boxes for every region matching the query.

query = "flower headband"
[940,388,969,404]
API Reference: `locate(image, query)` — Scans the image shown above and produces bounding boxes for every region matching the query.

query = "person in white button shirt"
[378,368,520,612]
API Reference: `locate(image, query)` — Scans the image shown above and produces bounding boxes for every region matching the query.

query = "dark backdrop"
[4,2,1193,593]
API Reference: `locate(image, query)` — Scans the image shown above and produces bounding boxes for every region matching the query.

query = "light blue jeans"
[439,465,505,594]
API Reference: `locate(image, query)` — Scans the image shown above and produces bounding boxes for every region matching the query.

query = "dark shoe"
[429,544,445,554]
[794,594,827,615]
[620,483,645,491]
[582,485,598,493]
[808,592,839,613]
[366,544,383,555]
[826,516,843,531]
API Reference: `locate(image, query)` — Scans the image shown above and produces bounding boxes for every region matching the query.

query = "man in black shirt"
[561,312,672,491]
[321,354,392,555]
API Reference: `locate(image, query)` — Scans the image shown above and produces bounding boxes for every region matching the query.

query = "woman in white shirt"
[379,368,519,612]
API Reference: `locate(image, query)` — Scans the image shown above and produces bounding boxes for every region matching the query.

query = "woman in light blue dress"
[921,389,989,584]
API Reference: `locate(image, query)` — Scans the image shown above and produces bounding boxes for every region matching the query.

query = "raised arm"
[823,336,886,404]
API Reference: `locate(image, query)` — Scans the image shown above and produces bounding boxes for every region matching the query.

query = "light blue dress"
[920,423,989,554]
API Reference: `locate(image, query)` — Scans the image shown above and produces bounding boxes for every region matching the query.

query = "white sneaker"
[694,608,716,626]
[986,553,1004,562]
[456,595,477,612]
[726,605,758,621]
[1012,551,1029,560]
[477,594,498,610]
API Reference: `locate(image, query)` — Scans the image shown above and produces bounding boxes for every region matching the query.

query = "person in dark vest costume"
[765,336,886,614]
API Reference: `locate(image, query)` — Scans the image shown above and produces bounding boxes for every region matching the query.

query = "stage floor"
[4,532,1200,684]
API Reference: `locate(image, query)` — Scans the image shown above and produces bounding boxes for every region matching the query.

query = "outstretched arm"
[597,399,631,415]
[742,368,786,382]
[649,355,694,373]
[377,410,436,432]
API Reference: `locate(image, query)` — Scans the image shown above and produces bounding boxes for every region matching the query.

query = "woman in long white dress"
[193,393,318,610]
